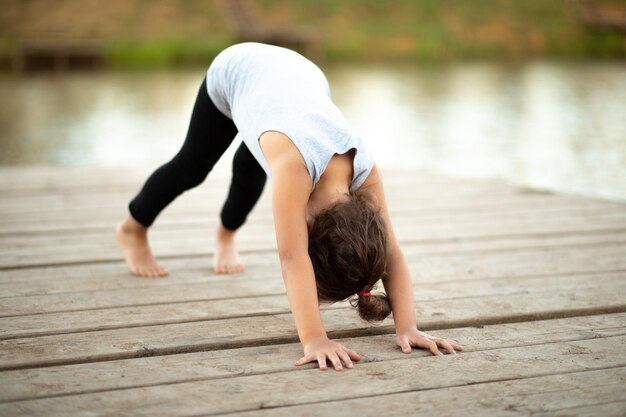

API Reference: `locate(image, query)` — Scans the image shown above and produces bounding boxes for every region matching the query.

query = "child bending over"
[117,43,463,371]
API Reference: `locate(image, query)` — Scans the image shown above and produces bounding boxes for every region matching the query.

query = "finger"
[317,354,328,371]
[411,337,435,351]
[341,346,362,361]
[294,353,315,366]
[337,350,353,369]
[328,353,343,371]
[399,339,412,354]
[442,339,464,351]
[437,339,456,354]
[425,340,443,356]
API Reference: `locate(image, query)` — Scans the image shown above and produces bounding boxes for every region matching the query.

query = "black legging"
[129,77,267,230]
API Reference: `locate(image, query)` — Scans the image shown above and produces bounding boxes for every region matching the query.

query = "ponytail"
[350,290,392,322]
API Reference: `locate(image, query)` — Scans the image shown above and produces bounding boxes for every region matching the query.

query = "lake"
[1,60,625,201]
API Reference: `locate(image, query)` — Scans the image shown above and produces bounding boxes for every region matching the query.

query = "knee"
[170,156,210,189]
[233,171,266,190]
[184,170,209,188]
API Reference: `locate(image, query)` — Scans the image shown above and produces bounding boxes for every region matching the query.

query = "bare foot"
[116,215,168,278]
[214,222,244,274]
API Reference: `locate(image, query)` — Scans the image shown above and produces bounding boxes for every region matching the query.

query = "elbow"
[278,247,304,264]
[278,250,311,273]
[387,242,404,262]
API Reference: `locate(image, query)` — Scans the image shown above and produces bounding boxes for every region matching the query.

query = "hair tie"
[357,291,371,297]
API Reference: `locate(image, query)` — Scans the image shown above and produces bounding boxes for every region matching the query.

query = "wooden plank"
[1,241,625,301]
[1,228,625,290]
[0,184,616,219]
[0,165,230,192]
[1,198,622,237]
[230,368,626,417]
[0,165,495,192]
[0,228,625,290]
[1,283,625,371]
[1,271,623,336]
[2,200,620,239]
[8,268,626,332]
[1,334,625,416]
[1,213,625,269]
[2,237,625,292]
[1,242,624,315]
[405,243,626,282]
[0,179,619,220]
[533,401,626,417]
[2,227,625,275]
[5,171,615,228]
[0,254,280,293]
[0,313,623,403]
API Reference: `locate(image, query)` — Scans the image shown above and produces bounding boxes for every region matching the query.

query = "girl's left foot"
[116,215,168,278]
[213,222,244,274]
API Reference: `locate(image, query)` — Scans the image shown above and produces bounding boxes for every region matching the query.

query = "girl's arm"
[262,132,361,370]
[361,164,464,355]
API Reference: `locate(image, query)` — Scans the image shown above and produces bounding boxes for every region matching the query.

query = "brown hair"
[308,189,392,322]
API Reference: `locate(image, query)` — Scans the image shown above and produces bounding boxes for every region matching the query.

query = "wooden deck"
[0,164,625,416]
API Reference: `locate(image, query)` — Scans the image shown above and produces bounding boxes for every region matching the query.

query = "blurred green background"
[0,0,624,68]
[1,1,625,201]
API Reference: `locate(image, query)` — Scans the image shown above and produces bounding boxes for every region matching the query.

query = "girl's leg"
[117,76,238,277]
[214,142,267,273]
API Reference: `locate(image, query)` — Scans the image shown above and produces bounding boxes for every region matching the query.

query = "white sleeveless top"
[206,42,374,192]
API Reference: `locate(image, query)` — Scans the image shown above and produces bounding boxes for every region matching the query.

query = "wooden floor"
[0,164,625,416]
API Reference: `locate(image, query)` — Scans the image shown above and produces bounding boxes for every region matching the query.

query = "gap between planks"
[2,227,626,271]
[1,297,625,371]
[0,313,623,403]
[1,331,625,415]
[1,251,624,315]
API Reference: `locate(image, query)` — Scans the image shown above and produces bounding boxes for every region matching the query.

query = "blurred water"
[0,61,625,201]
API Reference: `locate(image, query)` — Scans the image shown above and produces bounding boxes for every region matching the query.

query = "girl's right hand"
[295,336,362,371]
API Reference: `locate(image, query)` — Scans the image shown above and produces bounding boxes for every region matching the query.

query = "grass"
[277,0,626,62]
[0,0,624,69]
[105,37,234,69]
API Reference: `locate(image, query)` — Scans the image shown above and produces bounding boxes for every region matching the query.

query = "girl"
[117,43,463,371]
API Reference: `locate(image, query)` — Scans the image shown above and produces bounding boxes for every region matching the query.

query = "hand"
[396,327,464,356]
[295,336,361,371]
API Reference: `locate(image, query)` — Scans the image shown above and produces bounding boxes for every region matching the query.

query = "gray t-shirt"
[206,42,374,192]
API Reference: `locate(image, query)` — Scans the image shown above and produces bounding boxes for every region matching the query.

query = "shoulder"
[358,164,388,218]
[259,131,311,186]
[360,163,383,190]
[259,131,308,173]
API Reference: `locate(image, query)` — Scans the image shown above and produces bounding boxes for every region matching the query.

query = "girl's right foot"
[116,215,168,277]
[214,222,244,274]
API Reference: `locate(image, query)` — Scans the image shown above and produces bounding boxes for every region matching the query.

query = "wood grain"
[1,165,624,416]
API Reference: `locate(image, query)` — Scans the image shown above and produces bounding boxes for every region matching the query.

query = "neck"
[306,176,350,227]
[306,150,355,225]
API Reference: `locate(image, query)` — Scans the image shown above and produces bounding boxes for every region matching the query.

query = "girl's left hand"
[396,327,464,356]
